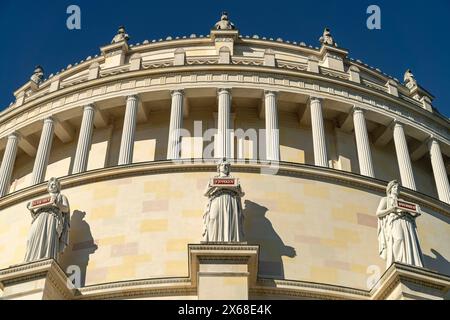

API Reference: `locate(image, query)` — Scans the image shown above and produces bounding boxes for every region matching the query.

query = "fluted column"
[31,117,55,185]
[0,133,20,197]
[265,91,280,161]
[118,95,139,165]
[310,97,328,167]
[353,107,375,178]
[428,138,450,204]
[72,104,96,174]
[167,90,184,160]
[217,88,231,159]
[393,121,416,191]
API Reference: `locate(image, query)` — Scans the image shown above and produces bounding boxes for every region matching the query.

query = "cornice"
[0,66,448,145]
[0,160,448,217]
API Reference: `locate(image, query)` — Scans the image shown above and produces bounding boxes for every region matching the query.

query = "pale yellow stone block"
[106,265,136,282]
[182,210,201,217]
[280,145,305,164]
[321,238,347,248]
[97,235,126,246]
[166,261,186,275]
[140,219,168,232]
[331,207,357,223]
[334,228,360,243]
[303,184,330,199]
[123,254,153,265]
[310,266,338,284]
[351,264,368,274]
[91,205,116,219]
[167,239,191,252]
[223,277,247,286]
[94,186,118,200]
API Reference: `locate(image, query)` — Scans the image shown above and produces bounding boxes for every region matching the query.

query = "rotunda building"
[0,15,449,300]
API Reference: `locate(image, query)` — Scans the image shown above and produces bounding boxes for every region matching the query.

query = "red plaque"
[30,196,54,210]
[211,178,238,187]
[396,199,420,216]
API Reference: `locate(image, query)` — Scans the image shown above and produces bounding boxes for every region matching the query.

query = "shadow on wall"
[243,200,297,279]
[423,249,450,277]
[60,210,97,287]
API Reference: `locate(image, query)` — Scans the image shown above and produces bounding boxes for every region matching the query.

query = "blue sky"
[0,0,449,117]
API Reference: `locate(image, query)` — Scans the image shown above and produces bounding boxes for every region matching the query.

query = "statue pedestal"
[372,263,450,300]
[0,259,75,300]
[188,243,259,300]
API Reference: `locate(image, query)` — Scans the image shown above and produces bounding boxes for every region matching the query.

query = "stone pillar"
[353,107,375,178]
[264,91,280,161]
[72,105,96,174]
[310,97,328,167]
[217,88,231,159]
[0,133,20,197]
[31,118,55,185]
[393,121,416,191]
[428,138,450,204]
[118,95,138,165]
[167,90,184,160]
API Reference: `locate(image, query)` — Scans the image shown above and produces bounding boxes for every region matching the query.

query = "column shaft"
[310,97,328,167]
[31,118,55,185]
[0,133,20,197]
[72,105,96,174]
[393,122,416,190]
[118,95,138,165]
[428,139,450,204]
[353,107,375,177]
[217,89,231,159]
[167,90,184,160]
[265,91,280,161]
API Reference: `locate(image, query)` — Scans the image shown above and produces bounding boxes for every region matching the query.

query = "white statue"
[24,177,70,263]
[404,69,417,89]
[111,26,129,44]
[30,66,44,85]
[214,11,236,30]
[376,180,424,269]
[202,158,245,242]
[319,28,337,47]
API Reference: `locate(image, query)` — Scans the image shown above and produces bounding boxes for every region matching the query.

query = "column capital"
[217,88,232,95]
[309,96,323,104]
[352,105,364,114]
[126,94,139,102]
[392,119,405,128]
[7,132,21,140]
[84,104,96,112]
[264,90,278,98]
[171,89,184,97]
[426,135,439,148]
[43,117,55,124]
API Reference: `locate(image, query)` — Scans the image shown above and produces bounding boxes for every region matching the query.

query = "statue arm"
[376,198,392,218]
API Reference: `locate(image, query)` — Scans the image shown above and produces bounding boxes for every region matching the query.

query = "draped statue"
[202,159,245,242]
[24,177,70,263]
[376,180,424,269]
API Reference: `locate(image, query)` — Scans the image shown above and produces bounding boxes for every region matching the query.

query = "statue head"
[118,26,126,35]
[47,177,61,194]
[221,11,229,21]
[217,158,231,177]
[386,180,399,197]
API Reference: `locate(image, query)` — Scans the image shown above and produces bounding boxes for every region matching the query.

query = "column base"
[371,263,450,300]
[188,243,259,300]
[0,259,75,300]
